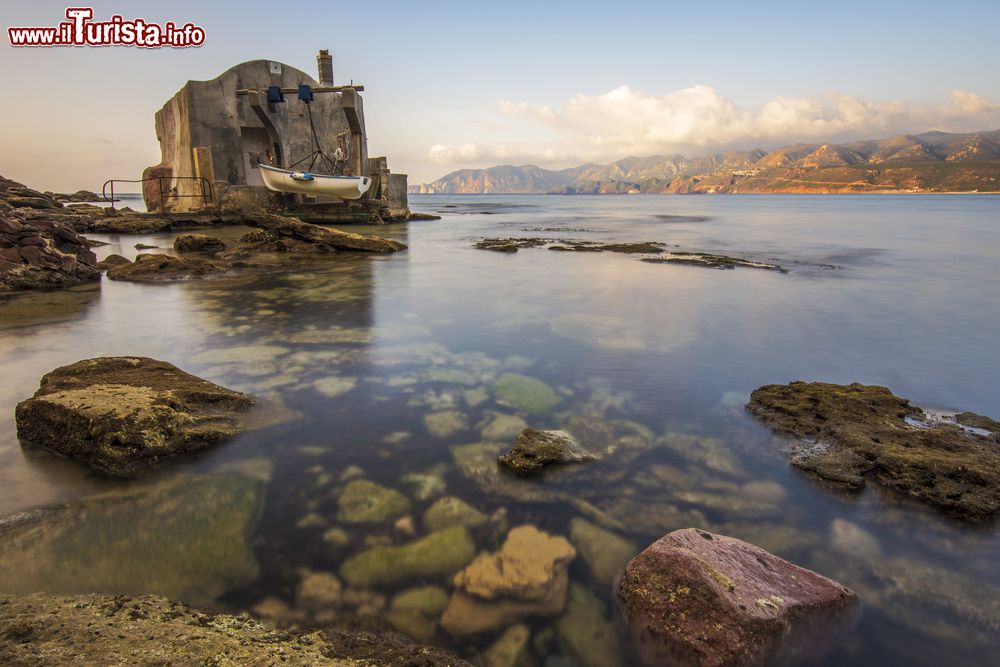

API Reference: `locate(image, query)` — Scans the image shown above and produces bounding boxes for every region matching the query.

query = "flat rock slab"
[243,212,406,253]
[0,592,471,666]
[498,428,596,475]
[15,357,256,475]
[105,253,226,282]
[617,528,858,667]
[747,381,1000,520]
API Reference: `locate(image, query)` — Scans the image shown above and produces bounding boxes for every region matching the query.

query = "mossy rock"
[491,373,561,414]
[337,479,412,524]
[422,496,488,533]
[339,526,476,587]
[556,584,626,667]
[568,518,637,588]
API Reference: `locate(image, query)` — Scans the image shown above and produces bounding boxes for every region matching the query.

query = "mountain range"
[410,130,1000,194]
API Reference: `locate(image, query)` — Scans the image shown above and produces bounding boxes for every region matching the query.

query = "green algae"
[339,526,476,587]
[492,373,561,414]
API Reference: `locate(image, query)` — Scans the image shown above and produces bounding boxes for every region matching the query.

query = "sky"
[2,0,1000,191]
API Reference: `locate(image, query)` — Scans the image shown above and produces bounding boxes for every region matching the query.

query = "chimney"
[316,49,334,86]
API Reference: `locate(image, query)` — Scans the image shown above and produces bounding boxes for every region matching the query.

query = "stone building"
[142,51,407,220]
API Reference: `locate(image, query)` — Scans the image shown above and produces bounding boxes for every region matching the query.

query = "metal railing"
[101,176,213,211]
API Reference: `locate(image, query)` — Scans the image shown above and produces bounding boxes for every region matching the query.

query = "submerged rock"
[498,428,596,476]
[482,623,531,667]
[337,479,412,524]
[617,528,858,667]
[424,410,468,438]
[296,572,343,616]
[568,518,637,588]
[385,586,451,642]
[556,584,626,667]
[422,496,488,532]
[105,253,226,282]
[172,233,226,253]
[492,373,561,414]
[339,526,476,587]
[441,525,575,636]
[0,592,471,666]
[478,412,529,441]
[14,357,257,475]
[0,214,99,291]
[747,381,1000,520]
[0,473,263,606]
[641,252,786,272]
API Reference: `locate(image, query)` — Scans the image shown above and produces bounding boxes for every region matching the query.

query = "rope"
[289,99,340,175]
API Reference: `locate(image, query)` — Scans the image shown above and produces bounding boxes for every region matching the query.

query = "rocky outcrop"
[0,215,99,291]
[172,233,226,253]
[441,525,575,636]
[0,174,61,209]
[15,357,257,475]
[747,381,1000,520]
[105,253,226,282]
[0,592,471,666]
[617,528,858,667]
[48,189,103,203]
[242,212,407,253]
[498,428,596,475]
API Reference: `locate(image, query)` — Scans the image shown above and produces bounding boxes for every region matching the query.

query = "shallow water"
[1,194,999,665]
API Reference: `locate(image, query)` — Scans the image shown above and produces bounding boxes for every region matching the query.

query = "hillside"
[411,130,1000,194]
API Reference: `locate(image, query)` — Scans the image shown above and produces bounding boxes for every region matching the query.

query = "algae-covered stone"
[14,357,257,476]
[423,496,489,533]
[339,526,476,587]
[556,584,626,667]
[478,412,529,441]
[492,373,561,414]
[568,518,637,588]
[313,376,358,397]
[0,473,262,607]
[0,592,471,666]
[426,369,478,386]
[386,585,451,643]
[451,442,559,503]
[337,479,411,524]
[482,623,531,667]
[424,410,469,439]
[498,428,596,476]
[747,381,1000,520]
[296,572,343,614]
[400,465,448,501]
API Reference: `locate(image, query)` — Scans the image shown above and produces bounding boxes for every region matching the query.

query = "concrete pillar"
[316,50,334,86]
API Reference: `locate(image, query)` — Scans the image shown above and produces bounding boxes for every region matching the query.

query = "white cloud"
[426,85,1000,168]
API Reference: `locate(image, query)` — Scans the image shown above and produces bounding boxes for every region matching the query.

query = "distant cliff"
[411,130,1000,194]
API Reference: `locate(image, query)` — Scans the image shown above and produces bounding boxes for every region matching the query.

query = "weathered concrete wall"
[385,173,409,220]
[144,59,369,212]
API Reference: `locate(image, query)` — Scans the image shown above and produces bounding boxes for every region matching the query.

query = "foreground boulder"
[617,528,857,667]
[0,215,99,291]
[747,381,1000,520]
[172,233,226,253]
[105,253,226,282]
[498,428,596,475]
[0,593,471,666]
[15,357,256,475]
[243,212,406,253]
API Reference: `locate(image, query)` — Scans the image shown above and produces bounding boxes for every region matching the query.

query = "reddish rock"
[617,528,858,667]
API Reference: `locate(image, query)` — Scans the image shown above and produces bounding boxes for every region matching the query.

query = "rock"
[641,253,786,272]
[0,592,471,666]
[399,465,448,501]
[492,373,561,413]
[498,428,596,476]
[337,479,412,524]
[50,189,103,203]
[172,233,226,252]
[424,410,468,438]
[95,253,130,270]
[0,473,263,606]
[451,442,561,503]
[453,525,576,601]
[482,623,531,667]
[339,526,476,587]
[134,243,158,249]
[478,411,529,441]
[251,596,301,623]
[568,518,636,588]
[242,212,407,253]
[830,518,881,559]
[385,586,451,643]
[313,376,358,397]
[14,357,257,475]
[556,584,626,667]
[747,381,1000,520]
[296,572,343,615]
[954,411,1000,433]
[105,253,226,282]
[425,368,478,386]
[617,528,858,667]
[423,496,489,533]
[0,174,61,209]
[441,569,569,637]
[0,214,99,291]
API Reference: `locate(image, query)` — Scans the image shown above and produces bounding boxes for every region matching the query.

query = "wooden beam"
[235,85,364,95]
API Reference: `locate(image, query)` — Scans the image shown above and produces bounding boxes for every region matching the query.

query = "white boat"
[258,164,371,200]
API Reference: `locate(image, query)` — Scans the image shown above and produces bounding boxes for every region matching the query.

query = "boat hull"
[258,164,371,200]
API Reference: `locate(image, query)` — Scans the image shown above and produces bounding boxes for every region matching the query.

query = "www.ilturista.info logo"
[7,7,205,48]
